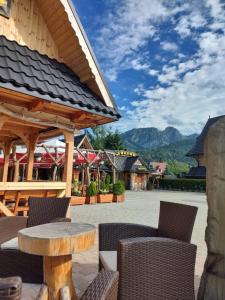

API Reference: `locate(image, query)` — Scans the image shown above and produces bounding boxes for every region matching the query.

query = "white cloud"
[95,0,188,81]
[112,23,225,134]
[93,0,225,134]
[148,69,159,76]
[175,11,206,38]
[161,41,178,51]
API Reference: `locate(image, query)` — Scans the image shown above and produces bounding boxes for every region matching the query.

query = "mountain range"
[120,127,198,166]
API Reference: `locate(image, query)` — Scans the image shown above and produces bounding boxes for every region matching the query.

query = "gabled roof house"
[0,0,120,203]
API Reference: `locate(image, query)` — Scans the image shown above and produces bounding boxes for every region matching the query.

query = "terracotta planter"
[97,194,113,203]
[70,196,86,206]
[113,194,125,202]
[86,196,97,204]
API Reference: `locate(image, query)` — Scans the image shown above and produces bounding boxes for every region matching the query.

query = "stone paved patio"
[21,190,207,299]
[72,190,207,298]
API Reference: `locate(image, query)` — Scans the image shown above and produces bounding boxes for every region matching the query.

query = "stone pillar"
[198,117,225,300]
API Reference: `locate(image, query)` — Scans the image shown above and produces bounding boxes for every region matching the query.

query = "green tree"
[89,126,109,149]
[104,131,123,150]
[89,126,123,150]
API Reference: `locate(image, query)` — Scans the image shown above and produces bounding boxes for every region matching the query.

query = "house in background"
[149,162,167,174]
[113,151,150,190]
[186,115,225,179]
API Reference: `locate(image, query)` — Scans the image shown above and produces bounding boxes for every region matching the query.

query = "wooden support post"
[2,142,12,182]
[26,134,39,181]
[11,144,17,182]
[63,131,74,197]
[81,165,85,186]
[13,161,20,182]
[86,165,90,186]
[112,156,116,184]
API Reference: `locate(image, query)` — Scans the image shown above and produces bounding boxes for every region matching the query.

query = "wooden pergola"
[0,99,75,216]
[0,0,120,216]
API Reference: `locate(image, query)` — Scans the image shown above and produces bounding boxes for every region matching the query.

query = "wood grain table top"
[18,222,96,256]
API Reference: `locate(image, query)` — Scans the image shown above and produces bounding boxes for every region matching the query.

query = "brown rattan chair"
[99,201,198,252]
[115,237,196,300]
[81,270,119,300]
[0,276,22,300]
[0,197,70,283]
[2,270,118,300]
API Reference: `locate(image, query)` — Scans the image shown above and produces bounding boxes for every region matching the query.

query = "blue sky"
[73,0,225,134]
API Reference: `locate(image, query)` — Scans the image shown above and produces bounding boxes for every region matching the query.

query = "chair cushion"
[99,251,117,271]
[1,237,18,249]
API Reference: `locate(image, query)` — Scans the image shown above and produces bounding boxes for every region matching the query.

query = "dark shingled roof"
[185,166,206,179]
[0,35,120,119]
[187,115,225,157]
[114,155,149,173]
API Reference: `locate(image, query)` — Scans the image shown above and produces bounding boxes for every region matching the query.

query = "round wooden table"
[18,222,96,300]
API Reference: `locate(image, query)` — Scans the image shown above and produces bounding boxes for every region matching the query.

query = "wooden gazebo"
[0,0,120,216]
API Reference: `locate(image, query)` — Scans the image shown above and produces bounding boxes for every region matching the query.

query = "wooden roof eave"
[0,104,116,150]
[37,0,117,110]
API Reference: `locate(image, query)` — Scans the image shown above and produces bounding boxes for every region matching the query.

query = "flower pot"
[113,194,125,202]
[97,194,113,203]
[70,196,86,206]
[86,196,97,204]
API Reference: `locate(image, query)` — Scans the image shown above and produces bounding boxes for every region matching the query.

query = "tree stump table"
[18,222,96,300]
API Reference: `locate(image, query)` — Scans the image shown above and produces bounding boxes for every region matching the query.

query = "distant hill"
[120,127,198,167]
[138,139,197,165]
[121,127,198,151]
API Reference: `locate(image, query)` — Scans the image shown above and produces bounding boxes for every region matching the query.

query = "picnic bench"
[0,182,66,217]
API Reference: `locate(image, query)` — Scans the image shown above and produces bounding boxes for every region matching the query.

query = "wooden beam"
[62,130,74,197]
[2,142,12,182]
[29,100,45,112]
[26,134,39,181]
[0,104,74,131]
[0,114,9,129]
[0,201,14,216]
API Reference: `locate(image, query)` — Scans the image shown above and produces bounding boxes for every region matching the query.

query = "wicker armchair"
[99,201,198,252]
[81,270,119,300]
[0,276,22,300]
[0,197,70,283]
[115,237,196,300]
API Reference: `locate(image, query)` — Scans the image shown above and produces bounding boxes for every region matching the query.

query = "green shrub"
[105,175,112,190]
[87,181,97,196]
[71,178,80,195]
[72,190,81,196]
[99,180,109,194]
[113,180,125,195]
[159,179,206,192]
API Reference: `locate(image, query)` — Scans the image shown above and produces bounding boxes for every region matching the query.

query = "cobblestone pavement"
[72,190,207,298]
[21,190,207,299]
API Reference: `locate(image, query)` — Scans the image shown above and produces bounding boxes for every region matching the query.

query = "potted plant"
[86,181,97,204]
[97,180,113,203]
[71,179,86,205]
[113,180,125,202]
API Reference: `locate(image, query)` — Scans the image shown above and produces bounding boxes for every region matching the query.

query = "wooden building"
[186,115,225,179]
[113,151,150,191]
[0,0,120,216]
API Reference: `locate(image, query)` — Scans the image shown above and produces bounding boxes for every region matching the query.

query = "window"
[0,0,12,18]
